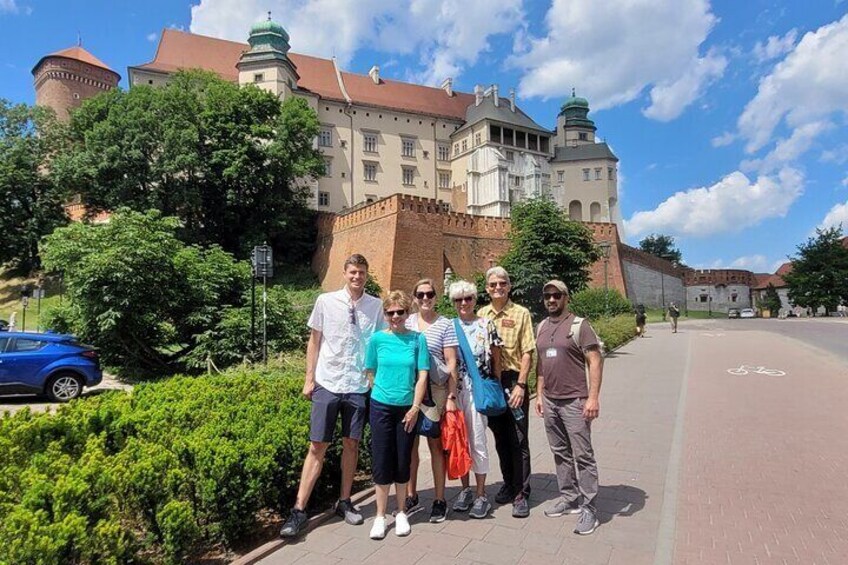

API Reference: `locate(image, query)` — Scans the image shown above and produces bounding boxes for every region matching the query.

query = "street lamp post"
[598,241,612,315]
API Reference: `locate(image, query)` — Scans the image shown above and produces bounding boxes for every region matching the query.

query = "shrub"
[569,288,633,320]
[0,360,368,564]
[592,315,637,351]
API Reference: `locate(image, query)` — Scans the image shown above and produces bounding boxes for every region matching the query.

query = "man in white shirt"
[281,254,385,538]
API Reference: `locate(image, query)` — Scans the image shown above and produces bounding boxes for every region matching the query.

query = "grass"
[0,270,63,332]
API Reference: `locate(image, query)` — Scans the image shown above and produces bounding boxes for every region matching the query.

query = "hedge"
[591,314,638,351]
[0,362,368,564]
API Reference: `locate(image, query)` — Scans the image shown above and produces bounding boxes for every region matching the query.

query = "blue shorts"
[309,384,368,443]
[369,398,415,485]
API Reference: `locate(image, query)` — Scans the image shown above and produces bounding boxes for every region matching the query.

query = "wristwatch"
[515,382,528,390]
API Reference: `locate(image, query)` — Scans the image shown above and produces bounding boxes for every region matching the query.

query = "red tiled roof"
[132,29,472,119]
[34,45,120,78]
[775,262,793,277]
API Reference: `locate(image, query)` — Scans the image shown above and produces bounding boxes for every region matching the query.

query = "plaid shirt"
[478,300,535,372]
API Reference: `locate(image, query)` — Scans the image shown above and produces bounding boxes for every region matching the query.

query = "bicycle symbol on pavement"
[726,365,786,377]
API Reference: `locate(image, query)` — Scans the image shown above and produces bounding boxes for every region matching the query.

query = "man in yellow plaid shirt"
[478,266,536,518]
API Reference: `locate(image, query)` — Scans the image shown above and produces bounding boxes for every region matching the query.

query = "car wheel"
[46,372,84,402]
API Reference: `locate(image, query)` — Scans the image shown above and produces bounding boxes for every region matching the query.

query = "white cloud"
[510,0,724,120]
[712,131,736,147]
[738,14,848,153]
[740,120,833,173]
[189,0,522,84]
[818,200,848,230]
[624,167,804,238]
[729,254,770,271]
[146,32,158,42]
[753,29,797,63]
[0,0,20,14]
[842,175,848,187]
[820,144,848,165]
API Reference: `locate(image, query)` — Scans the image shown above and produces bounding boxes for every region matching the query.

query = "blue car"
[0,332,102,402]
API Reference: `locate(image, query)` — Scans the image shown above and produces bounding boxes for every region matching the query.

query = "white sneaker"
[394,511,411,537]
[370,516,387,540]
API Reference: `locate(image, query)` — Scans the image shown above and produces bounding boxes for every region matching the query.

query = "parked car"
[728,308,740,319]
[0,332,102,401]
[740,308,756,319]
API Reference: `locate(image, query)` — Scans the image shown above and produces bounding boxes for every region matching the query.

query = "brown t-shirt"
[536,313,600,400]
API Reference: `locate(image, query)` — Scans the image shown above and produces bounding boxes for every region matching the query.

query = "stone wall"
[34,58,118,122]
[619,244,685,308]
[684,269,754,313]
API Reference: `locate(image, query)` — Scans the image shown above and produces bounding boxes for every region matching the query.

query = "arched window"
[568,200,583,221]
[590,202,602,222]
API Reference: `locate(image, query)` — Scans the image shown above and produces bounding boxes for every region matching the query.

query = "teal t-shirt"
[365,330,430,406]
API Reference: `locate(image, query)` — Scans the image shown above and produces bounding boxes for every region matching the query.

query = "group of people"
[635,302,681,336]
[279,253,606,541]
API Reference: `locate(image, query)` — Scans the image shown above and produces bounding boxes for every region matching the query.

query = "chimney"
[509,88,516,112]
[492,84,499,107]
[441,77,453,97]
[474,84,484,106]
[368,65,380,84]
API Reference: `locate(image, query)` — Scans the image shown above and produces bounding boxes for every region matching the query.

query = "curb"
[232,486,377,565]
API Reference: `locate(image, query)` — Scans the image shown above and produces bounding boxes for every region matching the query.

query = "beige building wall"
[552,159,618,222]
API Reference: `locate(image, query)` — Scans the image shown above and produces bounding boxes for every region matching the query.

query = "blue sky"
[2,0,847,273]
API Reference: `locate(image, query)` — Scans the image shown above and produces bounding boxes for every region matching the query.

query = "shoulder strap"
[453,318,484,386]
[570,316,584,349]
[535,318,548,339]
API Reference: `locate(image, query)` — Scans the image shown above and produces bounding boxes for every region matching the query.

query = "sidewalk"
[261,328,691,565]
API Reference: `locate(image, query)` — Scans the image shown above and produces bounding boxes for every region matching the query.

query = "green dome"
[250,17,289,43]
[560,88,589,112]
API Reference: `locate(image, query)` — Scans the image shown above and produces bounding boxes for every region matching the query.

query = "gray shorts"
[309,384,368,443]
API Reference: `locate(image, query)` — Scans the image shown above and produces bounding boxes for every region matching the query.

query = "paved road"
[255,318,848,564]
[0,374,130,415]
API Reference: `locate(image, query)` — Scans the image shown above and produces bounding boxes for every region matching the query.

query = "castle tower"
[555,89,597,148]
[32,45,120,122]
[237,15,299,99]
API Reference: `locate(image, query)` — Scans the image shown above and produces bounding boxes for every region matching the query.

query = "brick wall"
[34,58,119,122]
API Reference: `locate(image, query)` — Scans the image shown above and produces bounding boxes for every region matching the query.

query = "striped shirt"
[406,313,458,384]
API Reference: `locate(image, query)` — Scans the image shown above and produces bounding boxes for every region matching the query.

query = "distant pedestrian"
[535,280,604,536]
[635,304,647,337]
[668,302,680,333]
[280,254,385,539]
[478,266,536,518]
[365,290,430,540]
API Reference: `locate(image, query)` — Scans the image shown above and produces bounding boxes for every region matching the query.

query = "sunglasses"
[488,281,509,288]
[453,296,475,304]
[415,291,436,300]
[385,309,406,317]
[543,292,566,300]
[348,305,357,325]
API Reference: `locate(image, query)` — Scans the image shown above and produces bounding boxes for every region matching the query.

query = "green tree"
[638,233,683,265]
[760,283,783,315]
[784,226,848,314]
[500,198,600,318]
[40,209,248,371]
[0,100,68,270]
[52,71,324,262]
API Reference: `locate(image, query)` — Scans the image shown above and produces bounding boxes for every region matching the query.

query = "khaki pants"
[542,396,599,509]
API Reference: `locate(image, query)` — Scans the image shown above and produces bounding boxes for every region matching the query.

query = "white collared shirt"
[308,287,385,394]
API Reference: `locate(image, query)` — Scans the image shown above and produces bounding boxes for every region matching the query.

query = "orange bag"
[441,409,473,480]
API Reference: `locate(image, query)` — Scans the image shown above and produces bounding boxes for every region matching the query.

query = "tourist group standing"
[281,254,605,541]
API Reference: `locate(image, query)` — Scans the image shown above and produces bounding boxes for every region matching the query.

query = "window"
[595,168,602,180]
[557,170,564,183]
[402,167,415,186]
[437,143,450,162]
[475,133,482,146]
[438,171,451,189]
[364,163,377,182]
[608,167,614,180]
[253,73,264,83]
[402,138,415,157]
[579,132,588,141]
[365,194,377,203]
[513,175,522,187]
[364,133,377,153]
[12,338,46,352]
[731,293,738,302]
[461,139,467,152]
[453,143,459,156]
[699,294,708,303]
[0,337,8,352]
[318,127,332,147]
[323,158,332,177]
[318,191,330,207]
[506,150,514,162]
[582,168,590,181]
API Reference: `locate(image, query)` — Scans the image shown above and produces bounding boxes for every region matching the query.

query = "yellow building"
[127,18,620,223]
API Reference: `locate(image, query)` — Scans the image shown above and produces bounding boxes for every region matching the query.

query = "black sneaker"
[494,484,514,505]
[429,499,447,523]
[404,494,420,513]
[334,498,364,525]
[280,508,308,538]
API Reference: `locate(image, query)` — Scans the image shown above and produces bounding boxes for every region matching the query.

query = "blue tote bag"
[454,319,507,417]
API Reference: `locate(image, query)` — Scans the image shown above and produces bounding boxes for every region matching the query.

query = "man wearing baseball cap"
[534,280,604,535]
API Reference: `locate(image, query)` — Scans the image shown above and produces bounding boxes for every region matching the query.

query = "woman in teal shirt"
[365,290,430,540]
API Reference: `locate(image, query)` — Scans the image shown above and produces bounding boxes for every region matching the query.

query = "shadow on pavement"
[595,484,647,524]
